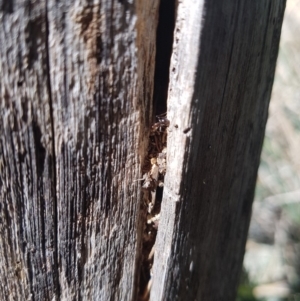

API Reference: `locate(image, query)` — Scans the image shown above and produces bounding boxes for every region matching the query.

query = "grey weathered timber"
[0,1,159,300]
[151,1,286,300]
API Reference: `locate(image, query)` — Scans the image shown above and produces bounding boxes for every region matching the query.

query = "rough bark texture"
[0,1,159,300]
[151,0,286,300]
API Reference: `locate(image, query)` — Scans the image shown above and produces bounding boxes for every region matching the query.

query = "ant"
[149,113,169,153]
[151,113,170,132]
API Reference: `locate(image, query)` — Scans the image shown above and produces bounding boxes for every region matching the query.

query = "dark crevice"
[138,0,176,300]
[0,0,14,13]
[152,0,176,118]
[45,2,61,299]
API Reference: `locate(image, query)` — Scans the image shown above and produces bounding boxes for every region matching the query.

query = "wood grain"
[151,1,286,300]
[0,1,159,300]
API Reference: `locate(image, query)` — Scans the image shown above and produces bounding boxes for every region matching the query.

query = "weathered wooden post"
[151,1,286,300]
[0,0,286,300]
[0,1,159,300]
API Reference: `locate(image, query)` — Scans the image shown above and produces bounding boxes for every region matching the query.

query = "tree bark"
[0,0,286,301]
[151,1,286,300]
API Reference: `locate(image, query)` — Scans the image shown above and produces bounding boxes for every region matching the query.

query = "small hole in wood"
[183,127,191,134]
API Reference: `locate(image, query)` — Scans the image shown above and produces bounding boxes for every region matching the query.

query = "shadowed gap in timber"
[152,0,176,118]
[138,0,176,300]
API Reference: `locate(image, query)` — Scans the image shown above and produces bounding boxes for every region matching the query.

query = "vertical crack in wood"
[139,117,169,301]
[44,2,60,298]
[152,0,176,118]
[138,0,176,299]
